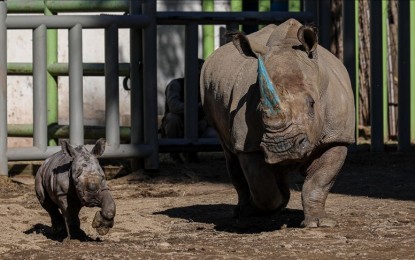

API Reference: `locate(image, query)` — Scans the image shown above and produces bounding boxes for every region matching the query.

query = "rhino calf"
[201,19,355,227]
[35,138,116,239]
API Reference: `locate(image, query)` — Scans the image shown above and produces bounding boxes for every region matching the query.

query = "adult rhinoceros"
[200,19,355,228]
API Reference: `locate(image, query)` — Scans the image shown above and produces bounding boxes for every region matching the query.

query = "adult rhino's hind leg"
[301,145,347,228]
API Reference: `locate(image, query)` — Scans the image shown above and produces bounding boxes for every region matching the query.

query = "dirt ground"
[1,146,415,259]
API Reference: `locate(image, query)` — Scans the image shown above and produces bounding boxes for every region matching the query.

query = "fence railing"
[3,1,412,176]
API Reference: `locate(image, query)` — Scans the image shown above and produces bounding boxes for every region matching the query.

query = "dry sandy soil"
[1,147,415,259]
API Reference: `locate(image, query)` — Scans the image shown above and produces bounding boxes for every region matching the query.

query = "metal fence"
[0,0,325,176]
[2,0,412,176]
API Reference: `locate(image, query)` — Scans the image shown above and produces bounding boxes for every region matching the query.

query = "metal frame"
[3,0,413,176]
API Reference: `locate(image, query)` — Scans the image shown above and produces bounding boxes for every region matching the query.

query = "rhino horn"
[258,56,281,114]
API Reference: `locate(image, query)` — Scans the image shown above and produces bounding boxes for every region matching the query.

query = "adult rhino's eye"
[82,163,88,167]
[307,96,315,116]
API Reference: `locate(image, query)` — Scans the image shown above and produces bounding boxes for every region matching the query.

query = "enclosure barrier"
[1,0,324,176]
[2,1,413,176]
[0,0,159,175]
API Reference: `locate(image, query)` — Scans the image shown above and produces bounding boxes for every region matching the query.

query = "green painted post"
[258,0,270,29]
[289,0,301,12]
[259,1,270,12]
[231,0,242,31]
[45,5,58,146]
[382,0,388,141]
[411,0,415,142]
[202,0,214,59]
[231,0,242,11]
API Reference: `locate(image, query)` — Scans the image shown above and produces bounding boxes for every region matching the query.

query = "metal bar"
[33,24,48,151]
[184,22,199,142]
[202,0,214,59]
[6,0,130,13]
[156,11,314,25]
[45,0,129,13]
[318,0,331,50]
[343,0,357,144]
[142,0,158,170]
[49,63,130,76]
[129,0,143,171]
[370,0,384,151]
[398,0,411,150]
[303,0,318,24]
[69,24,84,145]
[105,24,120,148]
[411,0,415,142]
[382,0,389,140]
[7,144,154,161]
[0,1,7,176]
[7,62,130,76]
[6,15,150,29]
[45,5,58,146]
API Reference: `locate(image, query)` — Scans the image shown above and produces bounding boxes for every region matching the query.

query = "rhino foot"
[92,211,114,235]
[301,217,337,228]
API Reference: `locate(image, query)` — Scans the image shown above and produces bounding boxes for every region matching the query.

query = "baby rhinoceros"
[35,138,116,240]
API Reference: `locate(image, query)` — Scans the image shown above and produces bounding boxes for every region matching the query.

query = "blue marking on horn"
[258,56,281,113]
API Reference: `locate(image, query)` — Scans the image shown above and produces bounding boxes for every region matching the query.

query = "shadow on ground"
[332,149,415,201]
[23,224,101,243]
[155,204,303,234]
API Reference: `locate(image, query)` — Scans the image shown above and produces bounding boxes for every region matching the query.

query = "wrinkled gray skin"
[35,138,116,239]
[201,19,355,227]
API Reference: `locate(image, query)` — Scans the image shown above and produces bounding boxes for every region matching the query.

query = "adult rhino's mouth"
[260,133,312,163]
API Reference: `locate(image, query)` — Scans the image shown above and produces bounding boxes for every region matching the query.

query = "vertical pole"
[0,1,7,176]
[68,24,84,145]
[343,0,357,144]
[44,5,58,146]
[202,0,214,59]
[303,0,318,24]
[142,0,158,170]
[105,24,120,148]
[130,0,143,170]
[398,0,410,151]
[288,0,301,12]
[184,22,199,142]
[258,0,270,29]
[33,24,48,151]
[229,0,242,32]
[318,0,331,50]
[410,0,415,143]
[382,0,388,140]
[370,0,384,151]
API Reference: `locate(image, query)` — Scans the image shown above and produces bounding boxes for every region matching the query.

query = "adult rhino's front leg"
[238,152,290,216]
[301,145,347,228]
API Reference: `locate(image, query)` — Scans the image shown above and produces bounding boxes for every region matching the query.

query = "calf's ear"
[229,31,269,59]
[60,139,77,158]
[91,138,106,157]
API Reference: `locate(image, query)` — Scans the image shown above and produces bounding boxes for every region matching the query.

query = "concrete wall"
[7,1,230,147]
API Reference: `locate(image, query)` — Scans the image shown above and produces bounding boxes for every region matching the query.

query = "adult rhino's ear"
[91,138,106,157]
[60,139,77,158]
[228,31,268,59]
[297,25,318,58]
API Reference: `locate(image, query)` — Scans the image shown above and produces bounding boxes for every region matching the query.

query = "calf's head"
[232,22,324,164]
[60,138,107,207]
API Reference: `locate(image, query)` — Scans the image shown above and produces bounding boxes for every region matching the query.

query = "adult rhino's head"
[231,20,323,164]
[60,138,107,207]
